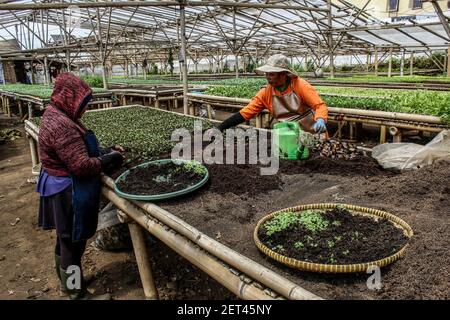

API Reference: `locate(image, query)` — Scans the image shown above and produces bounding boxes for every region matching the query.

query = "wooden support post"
[388,48,393,78]
[180,4,189,115]
[27,134,39,168]
[400,49,405,77]
[44,56,49,85]
[128,222,159,300]
[174,97,178,110]
[155,98,160,109]
[366,52,370,73]
[389,126,402,143]
[27,102,33,119]
[374,47,378,76]
[256,114,262,128]
[327,0,334,78]
[380,125,387,144]
[18,101,23,119]
[264,114,271,128]
[447,46,450,77]
[349,122,355,140]
[410,51,414,76]
[6,98,11,117]
[206,104,213,120]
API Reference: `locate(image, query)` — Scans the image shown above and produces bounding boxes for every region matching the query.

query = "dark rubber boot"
[55,254,69,297]
[60,267,111,300]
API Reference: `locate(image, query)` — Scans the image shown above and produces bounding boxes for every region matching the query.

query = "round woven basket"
[254,203,413,273]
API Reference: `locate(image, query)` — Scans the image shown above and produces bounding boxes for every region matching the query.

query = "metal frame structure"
[1,1,449,75]
[0,1,449,110]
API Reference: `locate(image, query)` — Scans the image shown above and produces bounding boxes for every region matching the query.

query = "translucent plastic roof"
[0,0,448,62]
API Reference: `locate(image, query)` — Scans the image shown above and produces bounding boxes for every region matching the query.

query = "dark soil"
[279,154,392,177]
[155,139,450,299]
[116,161,206,195]
[206,164,283,196]
[258,208,409,264]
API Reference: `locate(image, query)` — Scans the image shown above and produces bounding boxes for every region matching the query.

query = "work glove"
[98,151,124,174]
[313,118,327,133]
[99,145,126,156]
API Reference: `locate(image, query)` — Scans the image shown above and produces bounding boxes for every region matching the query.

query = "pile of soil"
[279,154,391,177]
[116,162,206,195]
[206,164,283,196]
[258,208,409,264]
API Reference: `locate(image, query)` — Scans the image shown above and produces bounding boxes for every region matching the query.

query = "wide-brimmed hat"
[255,54,298,77]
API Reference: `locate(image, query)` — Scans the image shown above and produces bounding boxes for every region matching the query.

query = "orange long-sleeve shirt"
[239,77,328,122]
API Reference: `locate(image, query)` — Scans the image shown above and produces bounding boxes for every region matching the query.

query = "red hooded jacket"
[38,73,102,177]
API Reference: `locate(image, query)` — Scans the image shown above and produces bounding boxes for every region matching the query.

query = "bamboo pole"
[26,133,39,168]
[0,1,330,11]
[328,107,443,124]
[180,3,189,115]
[206,104,213,119]
[18,100,23,119]
[327,0,334,78]
[388,48,393,78]
[128,222,159,300]
[102,176,322,300]
[400,49,405,77]
[333,116,444,133]
[374,47,378,76]
[389,126,402,142]
[380,125,387,144]
[6,98,10,117]
[188,93,443,124]
[101,186,279,300]
[447,46,450,77]
[27,102,33,119]
[44,56,49,85]
[256,114,262,128]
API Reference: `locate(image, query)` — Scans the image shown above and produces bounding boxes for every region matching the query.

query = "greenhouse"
[0,0,449,306]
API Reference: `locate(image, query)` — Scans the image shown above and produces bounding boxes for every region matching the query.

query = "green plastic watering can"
[273,121,310,160]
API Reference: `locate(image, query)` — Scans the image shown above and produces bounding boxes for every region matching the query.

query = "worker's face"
[265,72,288,88]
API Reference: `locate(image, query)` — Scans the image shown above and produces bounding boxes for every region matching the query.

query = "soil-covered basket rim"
[254,203,413,273]
[114,158,209,201]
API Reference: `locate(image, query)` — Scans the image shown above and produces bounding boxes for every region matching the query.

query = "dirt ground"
[1,114,449,300]
[157,143,450,300]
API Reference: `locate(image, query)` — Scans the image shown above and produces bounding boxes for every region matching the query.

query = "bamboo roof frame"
[1,1,448,63]
[0,1,449,91]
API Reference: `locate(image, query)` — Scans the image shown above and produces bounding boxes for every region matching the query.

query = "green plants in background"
[80,76,104,88]
[0,84,107,99]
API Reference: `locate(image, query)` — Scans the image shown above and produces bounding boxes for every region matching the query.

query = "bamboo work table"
[0,90,114,119]
[23,106,322,301]
[187,93,449,144]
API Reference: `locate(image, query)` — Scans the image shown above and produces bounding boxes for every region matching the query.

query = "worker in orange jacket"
[212,54,328,135]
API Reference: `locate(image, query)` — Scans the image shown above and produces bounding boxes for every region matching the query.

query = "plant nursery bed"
[159,159,450,300]
[257,207,409,265]
[116,160,208,196]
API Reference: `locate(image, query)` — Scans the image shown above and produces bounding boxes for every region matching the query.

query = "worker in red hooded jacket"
[37,73,123,300]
